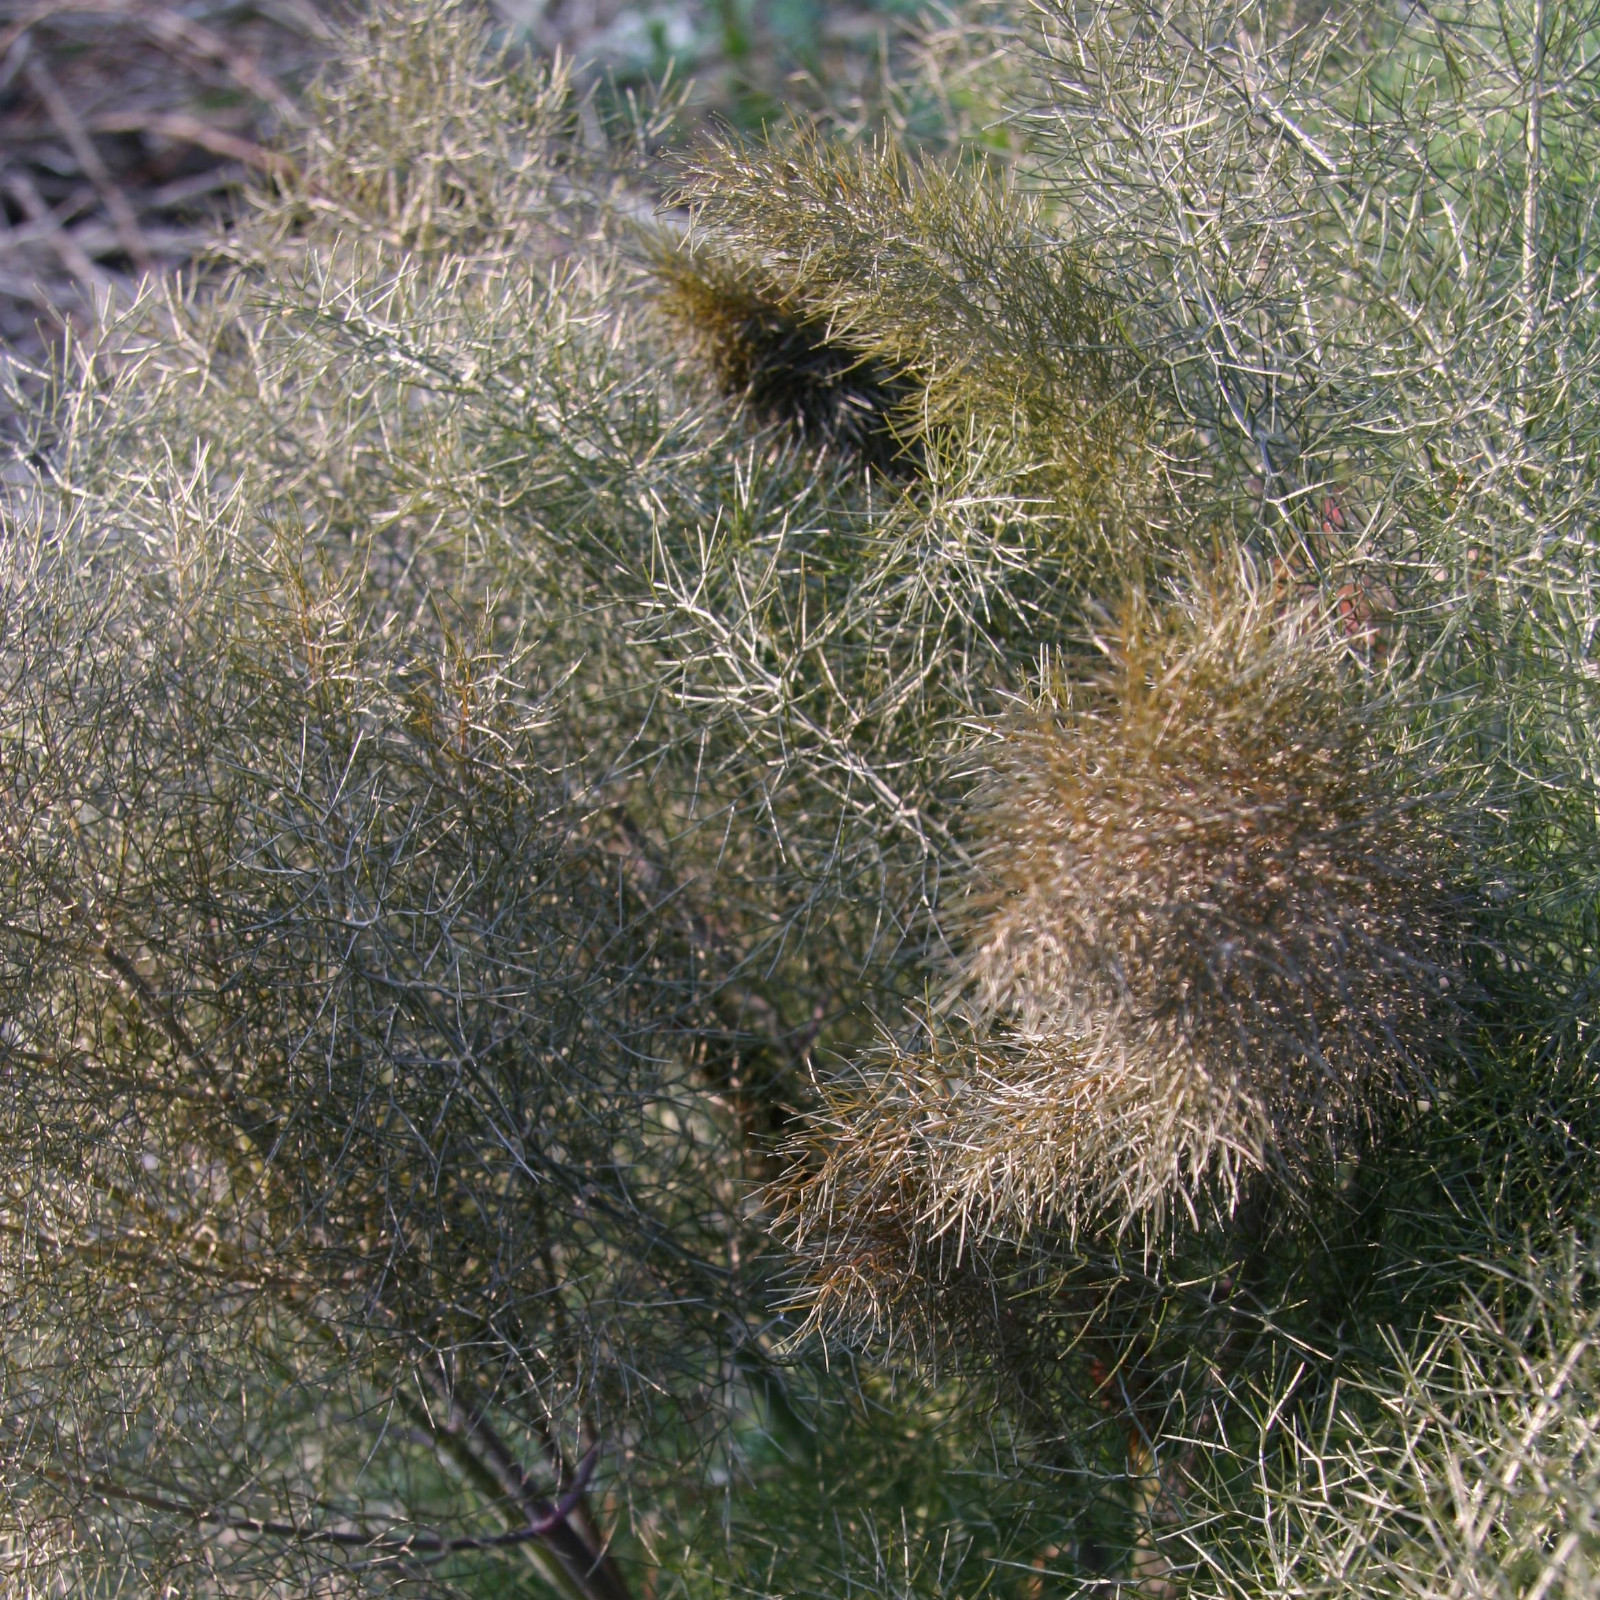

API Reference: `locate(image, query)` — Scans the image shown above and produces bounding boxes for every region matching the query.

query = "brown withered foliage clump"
[774,1041,1112,1357]
[779,567,1471,1327]
[954,565,1467,1227]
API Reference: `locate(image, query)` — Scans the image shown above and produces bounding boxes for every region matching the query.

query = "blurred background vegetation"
[0,0,946,363]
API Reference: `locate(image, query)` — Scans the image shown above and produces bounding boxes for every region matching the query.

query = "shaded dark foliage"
[653,250,922,473]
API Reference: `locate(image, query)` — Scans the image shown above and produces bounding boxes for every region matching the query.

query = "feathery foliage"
[1,0,1599,1596]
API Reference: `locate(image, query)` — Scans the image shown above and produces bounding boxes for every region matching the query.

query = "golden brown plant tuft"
[780,563,1470,1338]
[955,563,1465,1227]
[774,1042,1100,1352]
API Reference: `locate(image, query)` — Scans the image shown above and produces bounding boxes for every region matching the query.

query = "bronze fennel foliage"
[1,0,1600,1597]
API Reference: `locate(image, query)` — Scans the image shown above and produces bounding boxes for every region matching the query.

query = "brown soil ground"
[0,0,327,362]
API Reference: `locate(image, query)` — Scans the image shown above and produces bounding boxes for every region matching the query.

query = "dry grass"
[0,0,323,361]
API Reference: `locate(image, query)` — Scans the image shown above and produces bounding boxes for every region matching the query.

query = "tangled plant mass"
[4,0,1600,1595]
[651,243,922,473]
